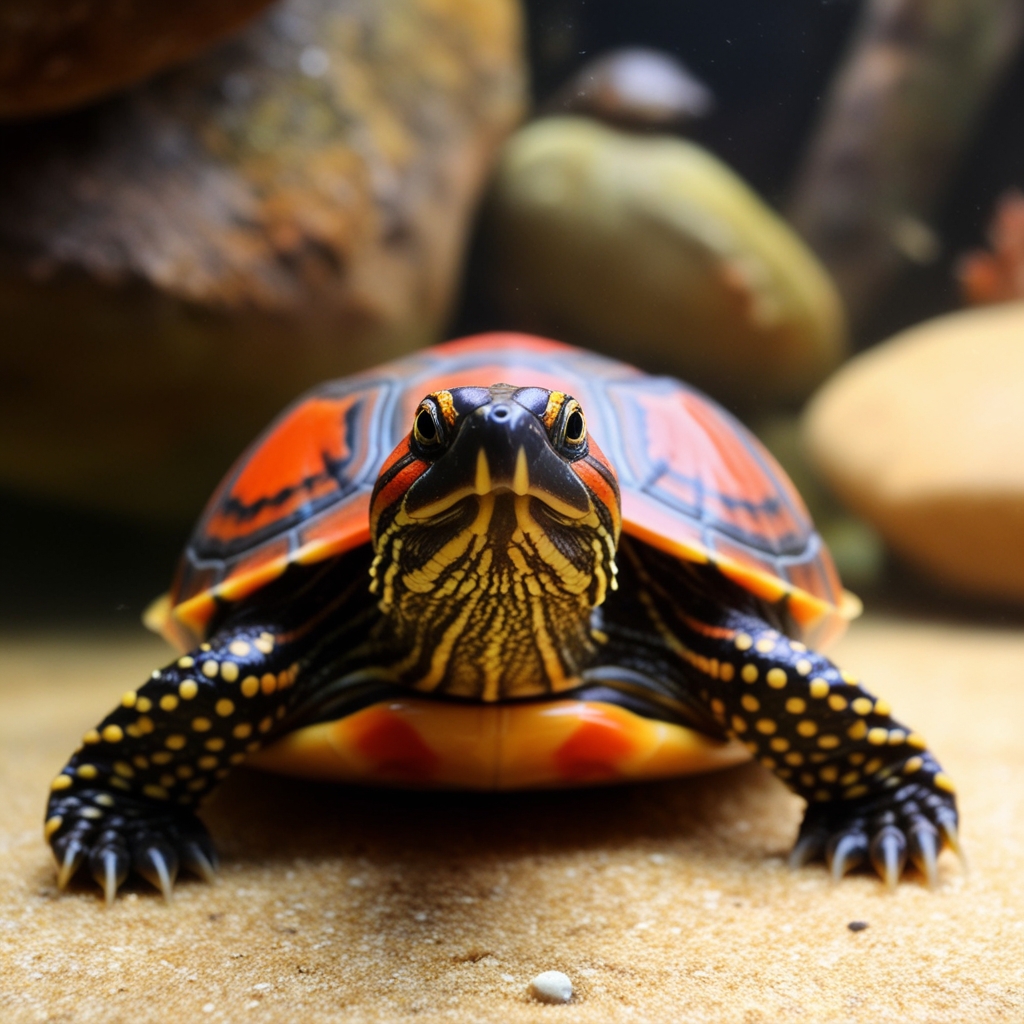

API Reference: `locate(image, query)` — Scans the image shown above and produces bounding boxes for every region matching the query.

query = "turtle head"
[368,385,621,700]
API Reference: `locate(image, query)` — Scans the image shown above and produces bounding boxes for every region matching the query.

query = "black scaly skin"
[47,537,959,899]
[45,549,391,902]
[594,537,960,887]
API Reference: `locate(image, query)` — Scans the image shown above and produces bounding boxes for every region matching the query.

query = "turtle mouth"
[404,402,592,522]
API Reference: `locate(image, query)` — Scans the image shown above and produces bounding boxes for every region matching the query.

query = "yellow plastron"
[249,699,749,790]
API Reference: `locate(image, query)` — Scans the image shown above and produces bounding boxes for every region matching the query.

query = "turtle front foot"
[47,792,218,905]
[789,781,962,890]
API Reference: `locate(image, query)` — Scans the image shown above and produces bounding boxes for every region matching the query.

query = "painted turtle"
[46,333,960,903]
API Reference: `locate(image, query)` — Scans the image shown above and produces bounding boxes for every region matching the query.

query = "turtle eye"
[413,403,444,452]
[562,403,587,447]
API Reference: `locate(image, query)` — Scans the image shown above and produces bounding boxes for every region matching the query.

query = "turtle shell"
[151,333,855,652]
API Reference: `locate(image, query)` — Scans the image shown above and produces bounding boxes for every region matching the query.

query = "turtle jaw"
[403,400,594,523]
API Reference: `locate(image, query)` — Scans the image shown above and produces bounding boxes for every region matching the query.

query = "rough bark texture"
[0,0,525,519]
[787,0,1024,328]
[0,0,276,119]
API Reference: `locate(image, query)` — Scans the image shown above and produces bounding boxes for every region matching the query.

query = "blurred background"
[3,0,1024,630]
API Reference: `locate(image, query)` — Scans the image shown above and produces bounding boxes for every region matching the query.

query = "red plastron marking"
[554,707,638,782]
[203,395,358,544]
[350,706,440,782]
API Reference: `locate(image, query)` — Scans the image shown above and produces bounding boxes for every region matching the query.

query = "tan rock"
[0,0,525,520]
[0,0,274,119]
[804,302,1024,601]
[481,117,846,407]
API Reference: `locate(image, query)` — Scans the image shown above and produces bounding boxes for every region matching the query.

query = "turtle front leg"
[661,607,960,887]
[45,627,302,903]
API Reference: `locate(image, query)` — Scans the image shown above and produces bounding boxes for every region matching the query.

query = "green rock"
[482,117,846,407]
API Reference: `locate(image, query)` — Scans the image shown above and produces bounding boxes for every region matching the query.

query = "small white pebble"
[299,45,330,77]
[529,971,573,1004]
[202,1005,214,1013]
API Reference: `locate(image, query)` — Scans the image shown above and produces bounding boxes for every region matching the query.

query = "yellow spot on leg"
[785,698,806,714]
[809,679,829,698]
[121,691,137,708]
[51,774,72,791]
[179,680,199,700]
[934,773,956,793]
[867,728,888,745]
[734,634,753,651]
[221,662,239,683]
[847,720,868,740]
[192,717,212,732]
[215,699,235,717]
[44,816,63,839]
[102,725,123,743]
[229,641,250,657]
[241,676,259,698]
[165,735,186,750]
[160,695,179,712]
[796,720,817,737]
[755,719,777,735]
[741,695,760,712]
[741,664,758,683]
[76,765,97,779]
[766,668,787,689]
[903,756,923,774]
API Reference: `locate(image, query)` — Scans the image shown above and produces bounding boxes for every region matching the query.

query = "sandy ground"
[1,613,1022,1023]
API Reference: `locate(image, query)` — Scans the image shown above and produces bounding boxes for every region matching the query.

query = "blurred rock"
[804,302,1024,602]
[754,414,885,592]
[0,0,275,119]
[542,48,713,130]
[788,0,1024,329]
[0,0,525,520]
[481,117,845,408]
[957,190,1024,305]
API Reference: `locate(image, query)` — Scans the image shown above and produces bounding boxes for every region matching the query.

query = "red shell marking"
[159,333,850,650]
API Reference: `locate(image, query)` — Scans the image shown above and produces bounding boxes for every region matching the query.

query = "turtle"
[45,332,961,904]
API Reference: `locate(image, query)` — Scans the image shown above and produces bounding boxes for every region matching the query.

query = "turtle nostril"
[490,405,511,421]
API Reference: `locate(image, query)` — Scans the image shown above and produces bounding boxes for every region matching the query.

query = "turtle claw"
[788,828,827,870]
[55,839,86,891]
[90,847,130,907]
[135,841,179,902]
[827,831,868,883]
[181,840,218,885]
[908,819,940,889]
[869,825,907,891]
[793,779,959,890]
[940,820,967,872]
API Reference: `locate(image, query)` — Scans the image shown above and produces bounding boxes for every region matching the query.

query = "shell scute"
[158,333,849,650]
